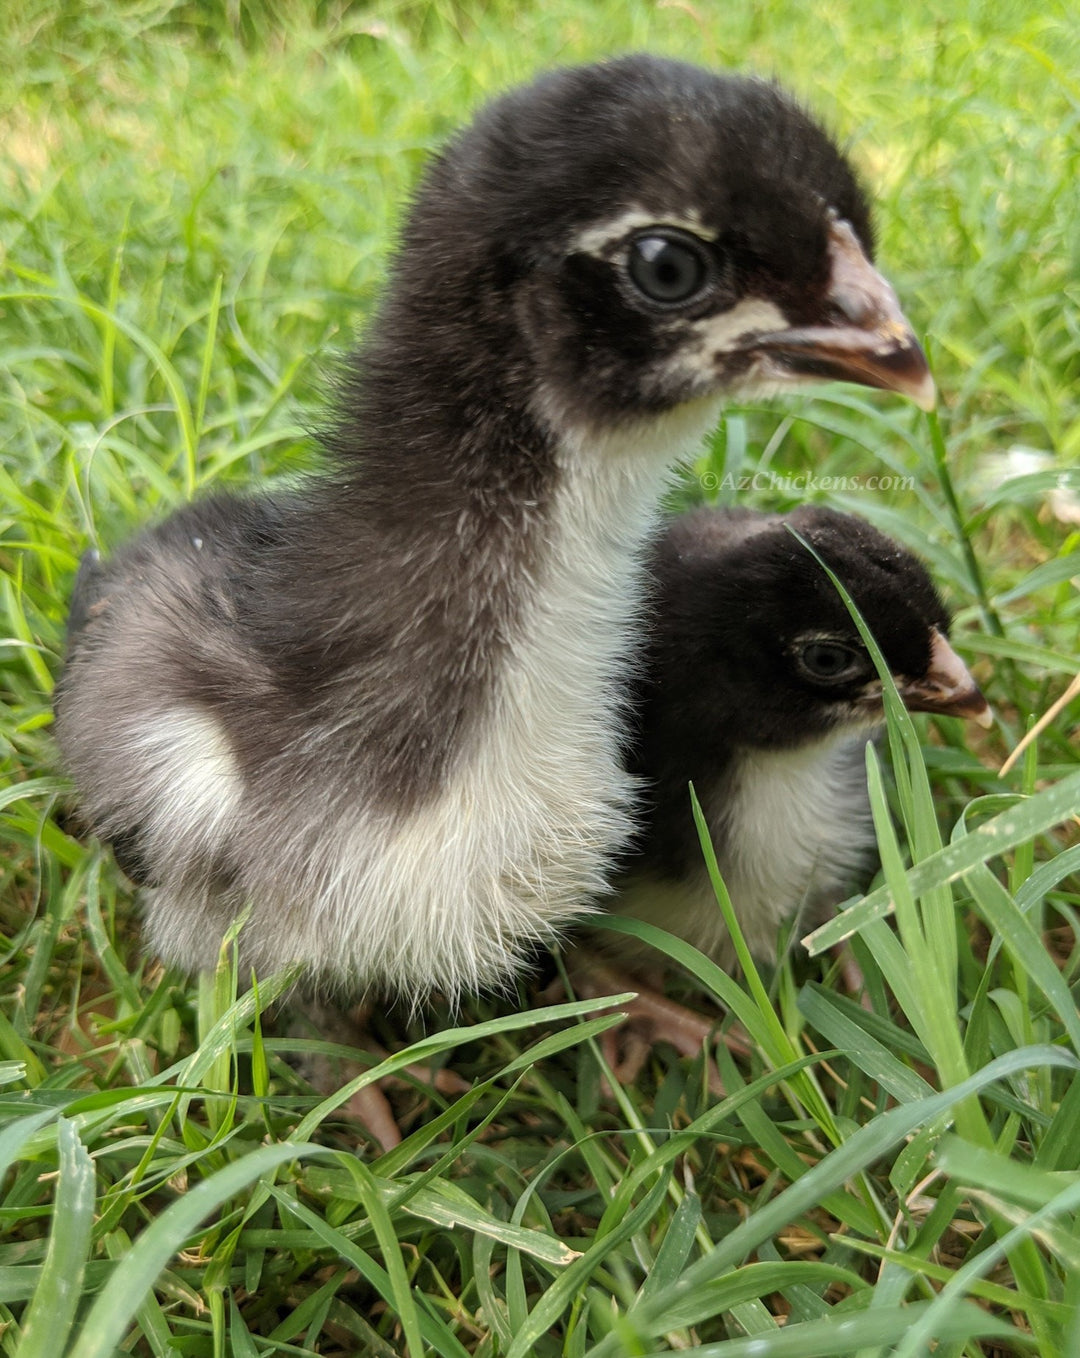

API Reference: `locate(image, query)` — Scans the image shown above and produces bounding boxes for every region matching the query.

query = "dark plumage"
[613,504,990,966]
[55,57,932,999]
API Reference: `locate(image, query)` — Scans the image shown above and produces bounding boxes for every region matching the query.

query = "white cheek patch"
[659,297,790,389]
[691,297,788,353]
[572,207,718,257]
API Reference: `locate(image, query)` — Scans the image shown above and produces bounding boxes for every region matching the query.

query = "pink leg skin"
[341,1047,470,1152]
[559,960,751,1095]
[833,945,869,1007]
[284,1001,469,1152]
[342,1081,406,1152]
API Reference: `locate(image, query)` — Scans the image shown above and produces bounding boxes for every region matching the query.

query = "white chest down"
[143,407,721,998]
[612,733,879,969]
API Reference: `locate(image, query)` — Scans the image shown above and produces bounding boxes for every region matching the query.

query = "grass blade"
[805,771,1080,954]
[71,1141,329,1358]
[14,1119,95,1358]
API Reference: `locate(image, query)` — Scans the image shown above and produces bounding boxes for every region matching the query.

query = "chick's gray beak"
[752,218,936,410]
[898,629,993,727]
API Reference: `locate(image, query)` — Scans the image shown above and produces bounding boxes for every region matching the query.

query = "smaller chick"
[614,504,991,971]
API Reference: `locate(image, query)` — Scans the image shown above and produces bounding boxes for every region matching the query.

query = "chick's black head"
[642,505,985,763]
[375,56,931,436]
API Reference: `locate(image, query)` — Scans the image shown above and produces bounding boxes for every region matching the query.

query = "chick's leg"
[279,999,467,1152]
[559,959,750,1094]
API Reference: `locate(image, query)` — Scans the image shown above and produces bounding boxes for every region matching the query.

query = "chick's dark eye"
[797,640,863,682]
[627,233,709,304]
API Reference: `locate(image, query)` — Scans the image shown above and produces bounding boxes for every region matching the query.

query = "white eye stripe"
[571,208,718,257]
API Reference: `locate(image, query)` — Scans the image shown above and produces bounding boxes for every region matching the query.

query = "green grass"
[2,1,1079,1354]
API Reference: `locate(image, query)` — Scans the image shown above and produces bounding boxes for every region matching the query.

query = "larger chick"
[55,57,932,1000]
[615,504,991,971]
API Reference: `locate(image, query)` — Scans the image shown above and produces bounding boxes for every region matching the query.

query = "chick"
[55,59,931,1001]
[608,503,989,971]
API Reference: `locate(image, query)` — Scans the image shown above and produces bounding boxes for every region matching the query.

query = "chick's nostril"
[828,288,874,327]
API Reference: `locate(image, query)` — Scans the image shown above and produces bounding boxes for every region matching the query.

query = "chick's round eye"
[627,233,709,304]
[797,641,863,681]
